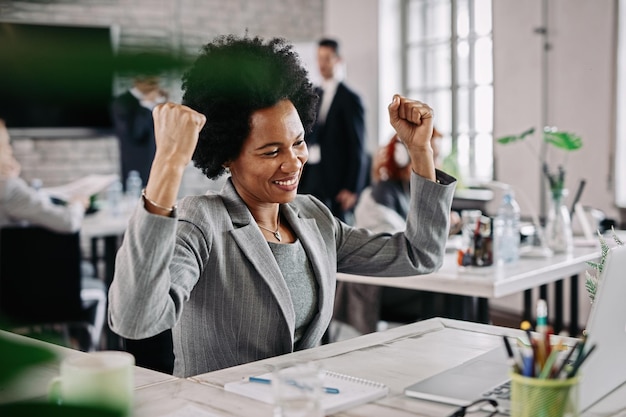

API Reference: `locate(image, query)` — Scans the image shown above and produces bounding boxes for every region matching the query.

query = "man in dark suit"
[111,75,166,190]
[299,38,368,224]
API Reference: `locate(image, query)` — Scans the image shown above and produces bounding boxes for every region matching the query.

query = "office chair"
[0,225,106,351]
[123,330,175,374]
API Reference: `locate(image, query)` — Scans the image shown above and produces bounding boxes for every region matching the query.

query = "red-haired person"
[333,129,460,336]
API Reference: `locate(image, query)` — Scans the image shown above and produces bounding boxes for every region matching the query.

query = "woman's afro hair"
[182,34,319,180]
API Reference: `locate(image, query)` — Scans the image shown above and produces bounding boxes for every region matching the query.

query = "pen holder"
[457,210,493,267]
[510,372,579,417]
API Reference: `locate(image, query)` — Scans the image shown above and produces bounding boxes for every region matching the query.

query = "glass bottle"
[125,170,143,203]
[493,190,521,266]
[107,179,123,217]
[544,188,574,254]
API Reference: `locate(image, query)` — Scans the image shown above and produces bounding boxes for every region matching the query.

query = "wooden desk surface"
[3,320,625,416]
[184,318,625,417]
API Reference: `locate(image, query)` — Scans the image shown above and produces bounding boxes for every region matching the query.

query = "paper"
[41,174,119,201]
[224,369,388,415]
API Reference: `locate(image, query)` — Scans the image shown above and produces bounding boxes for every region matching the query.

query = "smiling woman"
[107,34,457,378]
[227,100,307,217]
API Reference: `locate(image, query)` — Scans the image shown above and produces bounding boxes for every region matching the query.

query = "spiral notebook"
[224,369,389,414]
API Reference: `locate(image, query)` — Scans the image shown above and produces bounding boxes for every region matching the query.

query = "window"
[403,0,493,184]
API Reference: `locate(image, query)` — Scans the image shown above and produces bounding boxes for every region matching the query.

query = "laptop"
[404,244,626,414]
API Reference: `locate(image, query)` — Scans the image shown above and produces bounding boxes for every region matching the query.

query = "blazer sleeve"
[107,205,204,339]
[335,170,456,276]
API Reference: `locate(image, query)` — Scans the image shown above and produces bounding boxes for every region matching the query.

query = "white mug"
[48,351,135,416]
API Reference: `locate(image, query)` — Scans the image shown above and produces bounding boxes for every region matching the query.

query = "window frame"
[402,0,493,184]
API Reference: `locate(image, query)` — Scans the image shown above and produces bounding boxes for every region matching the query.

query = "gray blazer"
[108,171,455,377]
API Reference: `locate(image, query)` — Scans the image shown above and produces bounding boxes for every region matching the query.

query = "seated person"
[333,131,461,335]
[0,119,105,350]
[0,121,89,232]
[107,34,456,377]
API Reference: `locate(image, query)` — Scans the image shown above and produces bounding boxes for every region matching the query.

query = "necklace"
[257,213,282,241]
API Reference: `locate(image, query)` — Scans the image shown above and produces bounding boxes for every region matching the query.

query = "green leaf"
[519,127,536,139]
[496,127,535,145]
[585,271,598,304]
[611,227,624,246]
[543,131,583,151]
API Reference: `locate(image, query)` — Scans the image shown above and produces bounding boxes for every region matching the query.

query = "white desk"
[81,207,130,239]
[3,320,625,416]
[338,246,600,335]
[338,247,598,298]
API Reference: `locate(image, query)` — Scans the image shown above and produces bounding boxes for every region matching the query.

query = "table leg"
[90,237,99,277]
[477,298,490,323]
[445,295,468,320]
[569,274,579,336]
[523,289,532,322]
[554,279,563,334]
[539,284,548,302]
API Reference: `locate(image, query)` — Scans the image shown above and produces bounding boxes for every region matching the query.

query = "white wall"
[326,0,619,223]
[326,0,618,328]
[323,0,403,152]
[324,0,381,154]
[493,0,618,222]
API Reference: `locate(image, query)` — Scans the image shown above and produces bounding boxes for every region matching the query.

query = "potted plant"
[585,229,624,303]
[497,127,583,253]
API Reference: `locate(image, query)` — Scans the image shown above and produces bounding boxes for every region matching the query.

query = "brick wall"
[2,0,323,196]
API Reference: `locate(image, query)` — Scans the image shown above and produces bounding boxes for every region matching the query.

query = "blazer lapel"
[219,180,296,340]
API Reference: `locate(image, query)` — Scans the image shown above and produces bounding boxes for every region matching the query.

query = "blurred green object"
[0,402,123,417]
[0,328,57,387]
[0,328,122,416]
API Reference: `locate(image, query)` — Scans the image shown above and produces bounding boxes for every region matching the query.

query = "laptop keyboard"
[482,380,511,401]
[482,380,511,415]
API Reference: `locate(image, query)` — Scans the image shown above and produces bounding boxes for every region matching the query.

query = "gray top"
[268,239,318,346]
[108,171,456,377]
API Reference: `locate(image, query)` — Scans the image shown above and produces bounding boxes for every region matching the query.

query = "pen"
[567,343,597,378]
[520,346,535,377]
[538,348,560,379]
[520,320,533,346]
[248,376,340,394]
[502,335,522,373]
[554,341,579,379]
